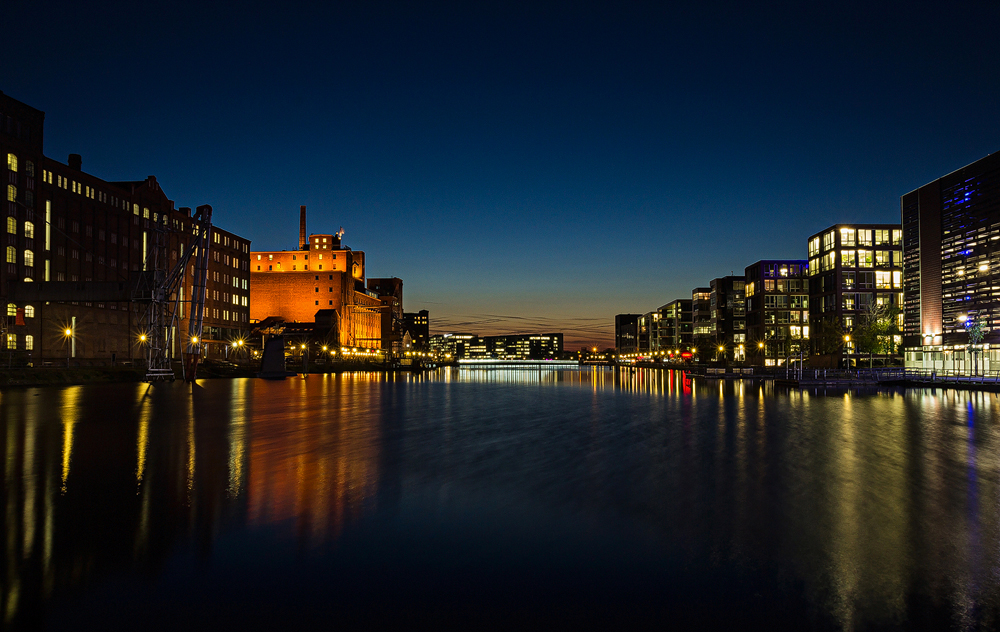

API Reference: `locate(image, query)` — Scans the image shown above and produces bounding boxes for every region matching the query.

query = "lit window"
[6,154,16,172]
[25,335,33,351]
[24,305,34,318]
[6,217,15,234]
[7,184,16,202]
[6,303,14,316]
[5,247,15,264]
[23,221,33,238]
[24,250,33,267]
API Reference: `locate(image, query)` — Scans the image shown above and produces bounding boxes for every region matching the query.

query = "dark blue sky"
[4,1,999,348]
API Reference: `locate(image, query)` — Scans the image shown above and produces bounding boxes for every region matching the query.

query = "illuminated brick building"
[249,208,382,348]
[1,90,251,364]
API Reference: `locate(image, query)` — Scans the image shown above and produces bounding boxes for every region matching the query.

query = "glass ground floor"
[905,345,1000,375]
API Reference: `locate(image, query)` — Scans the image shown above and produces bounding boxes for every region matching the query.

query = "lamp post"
[64,327,73,368]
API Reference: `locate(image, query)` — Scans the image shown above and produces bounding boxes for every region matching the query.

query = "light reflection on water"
[0,369,999,629]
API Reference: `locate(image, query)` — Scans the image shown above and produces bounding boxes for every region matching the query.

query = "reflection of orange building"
[250,207,382,348]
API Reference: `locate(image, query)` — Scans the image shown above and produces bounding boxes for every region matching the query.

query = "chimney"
[68,154,82,170]
[299,205,307,250]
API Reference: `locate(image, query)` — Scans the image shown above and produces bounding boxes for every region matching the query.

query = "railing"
[795,368,1000,384]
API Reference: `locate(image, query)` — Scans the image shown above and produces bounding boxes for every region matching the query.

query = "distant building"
[429,333,478,359]
[250,207,381,349]
[367,277,404,353]
[403,310,429,350]
[691,287,713,350]
[901,151,1000,373]
[653,299,692,354]
[710,276,747,361]
[615,314,640,355]
[484,333,563,360]
[745,260,809,366]
[807,224,903,358]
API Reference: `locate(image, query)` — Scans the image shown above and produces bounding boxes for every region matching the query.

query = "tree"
[812,315,846,355]
[853,303,901,368]
[965,316,988,376]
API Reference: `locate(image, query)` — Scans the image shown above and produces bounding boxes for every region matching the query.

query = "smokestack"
[68,154,82,170]
[299,205,307,250]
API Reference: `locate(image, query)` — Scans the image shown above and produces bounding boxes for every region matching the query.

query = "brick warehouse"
[1,90,251,364]
[250,207,382,349]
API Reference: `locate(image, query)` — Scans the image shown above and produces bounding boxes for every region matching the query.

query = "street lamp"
[64,327,73,367]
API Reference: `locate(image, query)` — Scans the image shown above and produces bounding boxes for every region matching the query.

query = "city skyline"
[3,1,998,348]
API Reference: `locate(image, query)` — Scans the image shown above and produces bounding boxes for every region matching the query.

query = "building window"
[24,250,33,267]
[25,335,33,351]
[315,287,319,292]
[24,305,34,318]
[5,247,14,264]
[315,300,319,305]
[24,221,33,238]
[6,303,15,316]
[6,217,15,234]
[841,250,856,267]
[6,154,16,172]
[7,184,16,202]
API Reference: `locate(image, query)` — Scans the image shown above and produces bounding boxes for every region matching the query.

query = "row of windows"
[811,228,902,256]
[5,304,35,317]
[3,334,34,351]
[5,246,34,266]
[256,252,336,261]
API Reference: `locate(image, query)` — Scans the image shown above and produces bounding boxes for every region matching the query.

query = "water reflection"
[0,372,999,628]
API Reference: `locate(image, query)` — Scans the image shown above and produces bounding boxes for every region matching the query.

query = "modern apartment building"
[807,224,903,356]
[691,287,713,349]
[615,314,640,355]
[709,276,747,361]
[654,299,693,355]
[745,260,809,366]
[902,151,1000,373]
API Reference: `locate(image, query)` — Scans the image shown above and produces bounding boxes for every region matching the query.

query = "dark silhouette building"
[615,314,640,355]
[403,310,429,349]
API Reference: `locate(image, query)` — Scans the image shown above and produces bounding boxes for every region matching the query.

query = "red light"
[680,352,693,359]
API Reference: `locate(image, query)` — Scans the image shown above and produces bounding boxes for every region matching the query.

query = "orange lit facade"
[250,224,382,348]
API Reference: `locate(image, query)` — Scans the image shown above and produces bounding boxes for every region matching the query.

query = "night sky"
[3,1,999,349]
